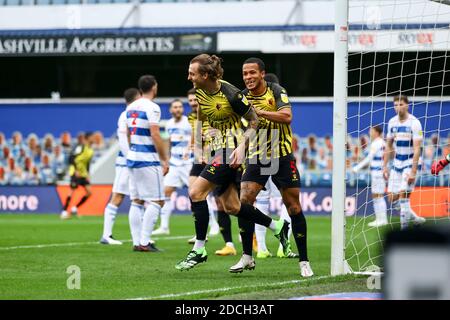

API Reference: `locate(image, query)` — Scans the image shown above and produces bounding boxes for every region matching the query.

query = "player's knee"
[223,204,240,216]
[188,186,205,202]
[110,193,124,206]
[240,192,256,205]
[287,204,302,216]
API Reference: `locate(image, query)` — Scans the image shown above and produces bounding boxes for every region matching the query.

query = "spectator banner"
[1,185,444,217]
[0,33,217,56]
[0,186,61,213]
[218,29,450,53]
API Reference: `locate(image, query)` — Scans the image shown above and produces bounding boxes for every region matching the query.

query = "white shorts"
[387,167,415,194]
[371,174,386,195]
[164,164,192,189]
[112,166,130,196]
[256,177,281,200]
[128,166,165,202]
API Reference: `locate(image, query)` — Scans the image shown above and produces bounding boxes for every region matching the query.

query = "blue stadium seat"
[5,0,20,5]
[66,0,81,4]
[52,0,66,4]
[97,0,112,3]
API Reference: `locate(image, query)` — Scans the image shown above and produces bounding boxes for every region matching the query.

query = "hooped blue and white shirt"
[353,137,385,177]
[386,114,423,172]
[125,98,161,168]
[166,115,193,167]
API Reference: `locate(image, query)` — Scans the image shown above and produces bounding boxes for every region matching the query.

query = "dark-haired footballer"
[240,57,314,277]
[99,88,142,245]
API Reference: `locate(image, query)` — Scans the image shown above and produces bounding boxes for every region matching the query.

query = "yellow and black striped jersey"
[195,80,251,152]
[243,81,293,159]
[188,110,212,147]
[68,144,94,178]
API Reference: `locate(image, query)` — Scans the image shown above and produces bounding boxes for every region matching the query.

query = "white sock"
[399,199,410,230]
[193,240,205,251]
[226,242,234,248]
[140,202,161,246]
[255,198,270,252]
[206,195,219,229]
[279,205,293,239]
[102,203,118,239]
[160,199,173,230]
[373,197,387,222]
[129,203,144,246]
[408,203,420,219]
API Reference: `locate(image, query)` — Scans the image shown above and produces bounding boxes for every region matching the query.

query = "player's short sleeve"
[146,103,161,125]
[412,119,423,140]
[221,82,251,117]
[270,83,291,110]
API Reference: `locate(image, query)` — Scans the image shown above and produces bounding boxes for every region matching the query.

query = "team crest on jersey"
[207,165,216,175]
[280,93,289,104]
[268,98,275,106]
[216,104,222,110]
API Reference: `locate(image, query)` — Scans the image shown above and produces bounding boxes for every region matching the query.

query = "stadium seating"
[0,131,111,186]
[1,128,447,187]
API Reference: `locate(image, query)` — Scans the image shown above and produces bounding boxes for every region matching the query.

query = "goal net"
[337,0,450,274]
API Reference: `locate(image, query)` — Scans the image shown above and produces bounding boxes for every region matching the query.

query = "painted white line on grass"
[128,275,335,300]
[0,236,191,251]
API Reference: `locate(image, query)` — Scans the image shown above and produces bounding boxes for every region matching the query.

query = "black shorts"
[241,153,301,190]
[199,150,242,197]
[189,163,206,177]
[70,176,90,189]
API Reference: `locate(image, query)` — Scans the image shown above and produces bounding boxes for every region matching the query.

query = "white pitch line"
[128,275,335,300]
[0,236,191,251]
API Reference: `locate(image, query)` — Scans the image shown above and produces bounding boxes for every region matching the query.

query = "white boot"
[229,255,256,273]
[299,261,314,277]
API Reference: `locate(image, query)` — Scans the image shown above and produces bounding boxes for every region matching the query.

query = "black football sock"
[238,216,255,256]
[76,195,90,208]
[290,211,308,262]
[217,210,233,243]
[63,196,72,210]
[191,200,210,241]
[237,203,272,228]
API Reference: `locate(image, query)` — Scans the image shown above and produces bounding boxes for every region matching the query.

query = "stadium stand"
[0,128,448,187]
[0,130,111,185]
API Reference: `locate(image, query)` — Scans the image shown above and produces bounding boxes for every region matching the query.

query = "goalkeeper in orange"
[431,153,450,175]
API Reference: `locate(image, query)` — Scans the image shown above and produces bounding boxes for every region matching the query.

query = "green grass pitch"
[0,214,386,300]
